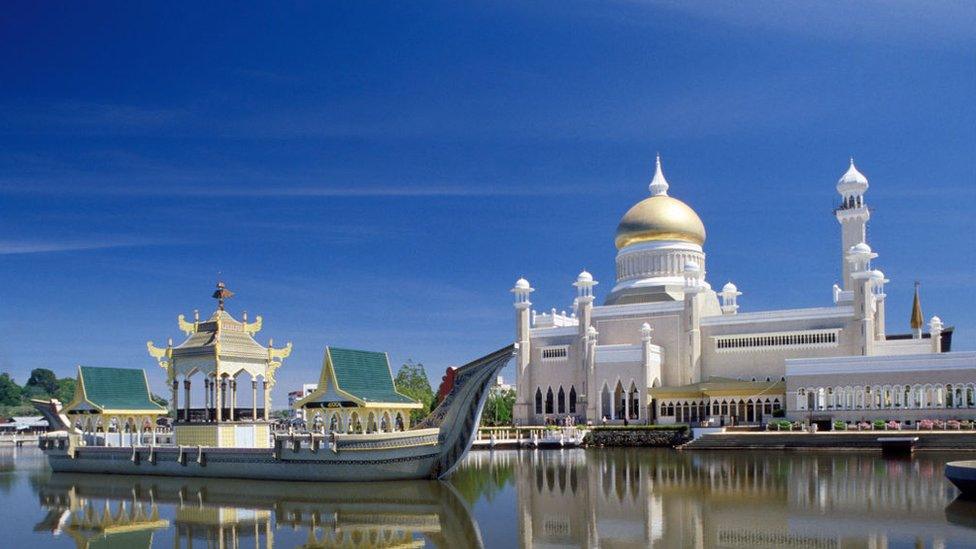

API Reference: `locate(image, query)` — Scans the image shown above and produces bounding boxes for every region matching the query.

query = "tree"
[482,388,516,426]
[395,360,435,424]
[0,373,22,406]
[56,378,76,404]
[26,368,58,395]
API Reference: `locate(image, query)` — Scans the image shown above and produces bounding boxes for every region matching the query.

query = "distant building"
[512,157,975,427]
[288,384,318,420]
[491,375,514,394]
[0,416,49,434]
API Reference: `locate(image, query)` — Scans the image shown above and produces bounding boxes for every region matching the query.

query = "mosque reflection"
[459,449,973,548]
[29,450,973,549]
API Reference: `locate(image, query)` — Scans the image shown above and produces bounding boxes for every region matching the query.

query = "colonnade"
[307,409,408,434]
[657,396,782,424]
[795,383,976,412]
[171,372,270,422]
[71,414,166,447]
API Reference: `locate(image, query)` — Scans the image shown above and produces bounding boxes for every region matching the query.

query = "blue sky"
[1,2,974,402]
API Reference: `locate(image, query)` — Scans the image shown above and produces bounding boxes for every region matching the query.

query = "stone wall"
[583,427,689,447]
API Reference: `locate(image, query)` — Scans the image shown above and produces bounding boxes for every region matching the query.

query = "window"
[569,386,577,413]
[541,346,569,361]
[557,387,566,414]
[545,387,554,414]
[535,388,543,414]
[715,330,838,352]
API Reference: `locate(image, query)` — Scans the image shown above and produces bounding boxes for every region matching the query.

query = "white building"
[288,383,318,420]
[512,156,973,426]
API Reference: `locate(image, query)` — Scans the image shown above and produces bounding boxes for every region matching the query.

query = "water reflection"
[33,473,481,548]
[14,447,976,548]
[458,449,974,548]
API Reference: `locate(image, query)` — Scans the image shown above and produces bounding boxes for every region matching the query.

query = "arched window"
[629,382,640,420]
[601,384,612,420]
[557,387,566,414]
[569,386,577,413]
[535,388,543,414]
[545,387,554,414]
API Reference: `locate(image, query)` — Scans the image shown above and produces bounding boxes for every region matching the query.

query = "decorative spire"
[649,153,669,196]
[910,281,924,331]
[212,281,234,311]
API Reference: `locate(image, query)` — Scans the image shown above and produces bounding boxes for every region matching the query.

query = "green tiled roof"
[329,347,418,404]
[79,366,167,412]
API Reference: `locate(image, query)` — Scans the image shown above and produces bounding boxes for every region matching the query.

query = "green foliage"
[481,388,515,426]
[56,378,76,404]
[767,419,793,431]
[394,359,435,424]
[872,419,886,430]
[833,420,847,431]
[0,373,22,406]
[772,408,786,418]
[151,393,168,407]
[26,368,58,395]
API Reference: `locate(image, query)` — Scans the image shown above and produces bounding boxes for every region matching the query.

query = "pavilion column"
[204,378,211,418]
[184,380,191,420]
[263,380,270,421]
[216,378,224,422]
[251,380,258,420]
[229,380,236,421]
[172,379,179,417]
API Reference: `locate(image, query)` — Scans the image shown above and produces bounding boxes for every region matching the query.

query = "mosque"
[511,156,975,427]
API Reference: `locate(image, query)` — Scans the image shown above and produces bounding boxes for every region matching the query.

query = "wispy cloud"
[0,237,170,255]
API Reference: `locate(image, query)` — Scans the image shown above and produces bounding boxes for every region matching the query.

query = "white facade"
[512,157,962,426]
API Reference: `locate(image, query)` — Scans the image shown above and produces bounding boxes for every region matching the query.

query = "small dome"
[513,278,531,290]
[837,158,869,192]
[869,269,885,280]
[577,270,593,283]
[849,242,872,255]
[722,281,738,293]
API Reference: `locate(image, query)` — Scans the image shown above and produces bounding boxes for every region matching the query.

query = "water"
[2,446,974,548]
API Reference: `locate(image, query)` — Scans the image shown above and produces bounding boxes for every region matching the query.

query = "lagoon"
[1,446,974,548]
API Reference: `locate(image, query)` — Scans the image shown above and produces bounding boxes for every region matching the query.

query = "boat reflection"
[34,474,482,548]
[459,449,974,548]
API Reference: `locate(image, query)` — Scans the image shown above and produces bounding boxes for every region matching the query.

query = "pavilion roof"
[297,347,421,409]
[171,310,269,361]
[649,377,785,399]
[66,366,167,415]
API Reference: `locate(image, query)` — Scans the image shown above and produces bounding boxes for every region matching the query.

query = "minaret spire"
[910,281,924,337]
[649,153,669,196]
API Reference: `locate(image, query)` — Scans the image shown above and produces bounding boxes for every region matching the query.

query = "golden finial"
[212,281,234,311]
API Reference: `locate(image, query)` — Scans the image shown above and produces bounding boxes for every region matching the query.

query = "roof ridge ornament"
[649,153,669,197]
[212,281,234,311]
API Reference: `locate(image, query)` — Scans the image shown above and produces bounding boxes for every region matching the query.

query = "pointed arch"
[569,386,577,414]
[628,381,640,420]
[601,383,612,420]
[614,380,625,420]
[545,387,554,414]
[535,388,543,414]
[557,386,566,414]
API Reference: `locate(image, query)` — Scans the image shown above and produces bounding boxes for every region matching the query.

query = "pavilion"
[295,347,422,433]
[147,282,291,448]
[63,365,168,446]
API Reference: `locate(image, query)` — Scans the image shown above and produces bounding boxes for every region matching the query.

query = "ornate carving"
[243,315,263,335]
[177,314,196,335]
[147,341,173,382]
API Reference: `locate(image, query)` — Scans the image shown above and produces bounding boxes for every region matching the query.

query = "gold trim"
[616,230,704,249]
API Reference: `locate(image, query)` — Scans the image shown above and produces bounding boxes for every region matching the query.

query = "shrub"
[872,420,886,430]
[833,420,847,431]
[772,408,786,418]
[767,419,792,431]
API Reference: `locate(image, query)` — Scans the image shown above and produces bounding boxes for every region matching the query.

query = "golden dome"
[615,195,706,249]
[614,155,705,249]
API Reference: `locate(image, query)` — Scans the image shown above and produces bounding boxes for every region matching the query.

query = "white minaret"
[511,278,534,423]
[848,243,878,355]
[835,159,870,291]
[681,261,703,385]
[574,270,598,420]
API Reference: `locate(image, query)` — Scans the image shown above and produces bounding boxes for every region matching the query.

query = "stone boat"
[35,345,514,482]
